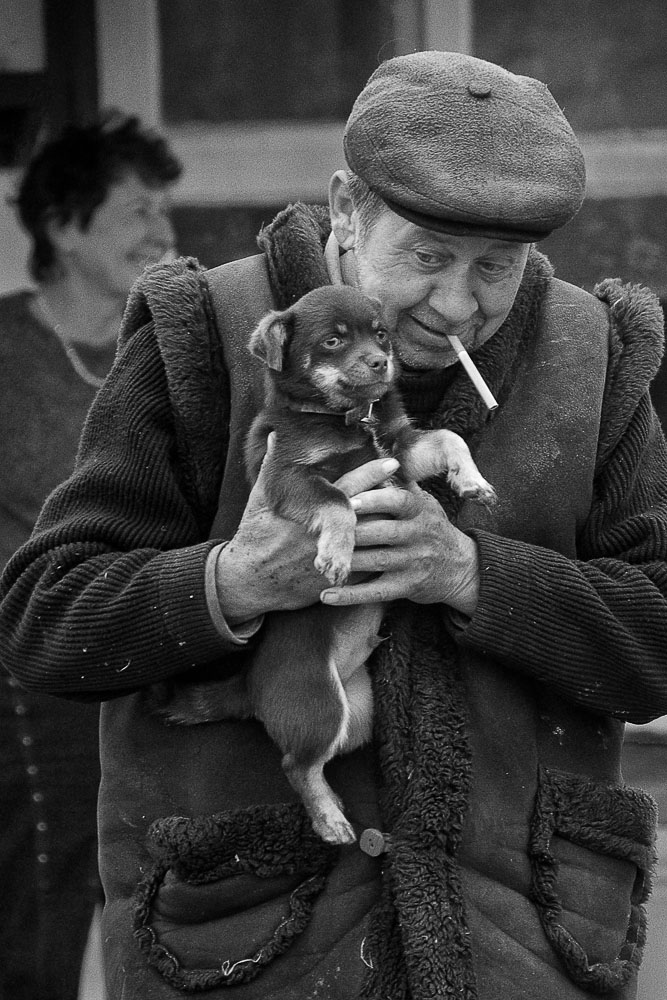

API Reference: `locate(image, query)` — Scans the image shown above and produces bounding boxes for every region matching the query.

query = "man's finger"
[320,579,395,606]
[352,486,420,519]
[335,457,399,498]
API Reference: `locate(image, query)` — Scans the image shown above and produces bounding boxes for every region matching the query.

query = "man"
[0,112,180,1000]
[1,52,666,1000]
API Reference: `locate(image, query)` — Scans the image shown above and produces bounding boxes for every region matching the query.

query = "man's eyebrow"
[402,232,522,255]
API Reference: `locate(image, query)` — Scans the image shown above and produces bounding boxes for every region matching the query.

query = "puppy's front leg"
[266,463,357,586]
[310,502,357,586]
[399,429,497,506]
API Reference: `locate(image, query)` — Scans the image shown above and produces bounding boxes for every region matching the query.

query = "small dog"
[160,285,496,844]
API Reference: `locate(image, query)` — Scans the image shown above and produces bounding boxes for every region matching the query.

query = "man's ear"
[328,170,358,251]
[248,310,290,371]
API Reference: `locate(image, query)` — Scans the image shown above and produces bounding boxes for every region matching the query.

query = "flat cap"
[343,51,586,241]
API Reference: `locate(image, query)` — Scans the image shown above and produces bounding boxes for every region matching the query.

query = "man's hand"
[214,451,401,624]
[320,481,481,617]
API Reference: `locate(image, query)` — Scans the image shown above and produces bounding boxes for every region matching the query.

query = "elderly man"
[1,52,666,1000]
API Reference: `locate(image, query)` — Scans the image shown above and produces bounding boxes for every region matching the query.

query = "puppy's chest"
[288,418,388,482]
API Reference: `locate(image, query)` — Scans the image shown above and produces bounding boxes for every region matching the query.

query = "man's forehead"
[391,218,529,255]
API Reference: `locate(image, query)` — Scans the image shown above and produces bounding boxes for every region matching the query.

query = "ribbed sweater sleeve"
[461,392,667,723]
[0,326,242,698]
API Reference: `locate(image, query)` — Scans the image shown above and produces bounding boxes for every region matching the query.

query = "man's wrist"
[205,544,264,638]
[447,534,480,617]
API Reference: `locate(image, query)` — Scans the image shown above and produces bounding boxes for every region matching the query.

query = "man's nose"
[428,269,477,324]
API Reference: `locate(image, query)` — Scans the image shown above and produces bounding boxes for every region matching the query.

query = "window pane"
[158,0,398,123]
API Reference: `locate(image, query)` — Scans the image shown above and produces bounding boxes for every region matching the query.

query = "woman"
[0,111,181,1000]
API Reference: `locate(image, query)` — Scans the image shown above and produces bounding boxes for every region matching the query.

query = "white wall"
[0,171,34,296]
[0,0,43,294]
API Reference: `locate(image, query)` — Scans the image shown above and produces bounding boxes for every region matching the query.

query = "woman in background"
[0,111,181,1000]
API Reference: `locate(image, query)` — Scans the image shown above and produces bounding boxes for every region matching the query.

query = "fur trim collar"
[595,277,665,466]
[258,203,554,449]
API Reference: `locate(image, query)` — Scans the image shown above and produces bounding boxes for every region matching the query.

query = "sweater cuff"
[460,529,542,655]
[205,544,264,644]
[157,542,258,659]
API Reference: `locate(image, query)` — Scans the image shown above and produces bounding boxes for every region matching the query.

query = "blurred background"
[1,2,666,997]
[2,0,667,302]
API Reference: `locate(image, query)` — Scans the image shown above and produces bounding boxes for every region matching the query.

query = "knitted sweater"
[0,291,114,1000]
[1,206,667,1000]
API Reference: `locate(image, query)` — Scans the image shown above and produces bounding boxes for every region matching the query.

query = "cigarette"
[446,334,498,411]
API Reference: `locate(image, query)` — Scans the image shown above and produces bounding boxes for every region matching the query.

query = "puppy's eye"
[375,328,389,344]
[323,336,343,350]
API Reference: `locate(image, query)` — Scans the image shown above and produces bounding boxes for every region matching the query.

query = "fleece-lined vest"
[100,254,654,1000]
[204,257,648,1000]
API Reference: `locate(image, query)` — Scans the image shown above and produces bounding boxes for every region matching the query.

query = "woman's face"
[56,171,176,299]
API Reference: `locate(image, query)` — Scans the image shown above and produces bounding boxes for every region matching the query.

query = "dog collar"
[290,400,379,426]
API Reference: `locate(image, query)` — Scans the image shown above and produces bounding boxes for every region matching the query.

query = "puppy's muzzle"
[362,352,389,374]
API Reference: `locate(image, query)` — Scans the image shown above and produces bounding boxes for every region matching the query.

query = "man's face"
[351,209,530,370]
[59,171,176,299]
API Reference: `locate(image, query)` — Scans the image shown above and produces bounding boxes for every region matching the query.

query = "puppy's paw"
[312,807,357,845]
[314,547,352,586]
[313,512,356,585]
[453,474,498,509]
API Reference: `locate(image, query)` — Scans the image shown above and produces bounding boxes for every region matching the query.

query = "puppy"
[161,285,496,844]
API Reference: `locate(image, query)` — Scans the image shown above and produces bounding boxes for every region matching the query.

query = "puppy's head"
[249,286,395,409]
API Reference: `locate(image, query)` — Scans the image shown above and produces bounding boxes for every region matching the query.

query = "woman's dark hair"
[16,110,183,282]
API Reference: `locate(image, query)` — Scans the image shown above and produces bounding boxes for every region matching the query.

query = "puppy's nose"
[364,353,388,373]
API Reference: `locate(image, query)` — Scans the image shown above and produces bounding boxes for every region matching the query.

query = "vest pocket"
[132,803,338,991]
[529,765,657,993]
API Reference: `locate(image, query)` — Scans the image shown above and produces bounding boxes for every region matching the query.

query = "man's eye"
[323,337,343,350]
[415,250,440,266]
[479,260,511,278]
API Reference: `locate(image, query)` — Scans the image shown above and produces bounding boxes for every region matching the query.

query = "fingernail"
[321,590,340,604]
[382,458,399,474]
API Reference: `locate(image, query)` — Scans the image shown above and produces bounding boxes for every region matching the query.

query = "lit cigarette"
[446,334,498,411]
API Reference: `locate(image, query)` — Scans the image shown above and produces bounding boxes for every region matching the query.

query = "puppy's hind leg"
[283,744,356,846]
[259,647,356,845]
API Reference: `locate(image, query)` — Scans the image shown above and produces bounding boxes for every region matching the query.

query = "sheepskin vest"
[199,253,648,1000]
[103,208,657,1000]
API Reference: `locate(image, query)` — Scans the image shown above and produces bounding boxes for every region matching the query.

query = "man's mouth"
[409,314,484,347]
[410,315,450,337]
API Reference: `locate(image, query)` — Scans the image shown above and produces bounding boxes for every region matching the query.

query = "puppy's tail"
[151,671,253,726]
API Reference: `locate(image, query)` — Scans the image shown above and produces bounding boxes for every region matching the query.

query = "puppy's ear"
[248,310,290,371]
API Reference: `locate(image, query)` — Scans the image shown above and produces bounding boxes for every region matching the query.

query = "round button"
[360,828,389,857]
[467,78,493,98]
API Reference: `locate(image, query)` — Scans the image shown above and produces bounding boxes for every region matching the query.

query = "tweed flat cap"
[343,51,586,241]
